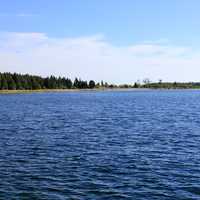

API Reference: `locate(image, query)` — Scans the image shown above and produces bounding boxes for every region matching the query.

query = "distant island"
[1,72,200,91]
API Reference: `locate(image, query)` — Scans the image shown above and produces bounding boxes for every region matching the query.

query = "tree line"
[145,82,200,89]
[0,72,96,90]
[1,72,200,90]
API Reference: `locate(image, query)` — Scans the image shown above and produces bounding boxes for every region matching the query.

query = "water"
[0,90,200,200]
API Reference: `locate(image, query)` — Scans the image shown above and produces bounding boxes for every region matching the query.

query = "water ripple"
[0,91,200,199]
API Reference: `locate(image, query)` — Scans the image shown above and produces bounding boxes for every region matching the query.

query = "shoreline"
[0,88,150,94]
[1,88,200,94]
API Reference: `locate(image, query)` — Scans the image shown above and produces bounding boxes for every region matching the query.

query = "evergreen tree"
[134,82,139,88]
[1,77,8,89]
[89,80,95,89]
[7,77,16,90]
[0,72,100,90]
[73,78,79,88]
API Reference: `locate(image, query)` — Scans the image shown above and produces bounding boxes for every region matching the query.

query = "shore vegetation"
[1,72,200,92]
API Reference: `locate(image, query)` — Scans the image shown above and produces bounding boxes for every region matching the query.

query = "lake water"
[0,90,200,200]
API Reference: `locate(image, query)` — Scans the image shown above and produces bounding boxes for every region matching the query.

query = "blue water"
[0,90,200,200]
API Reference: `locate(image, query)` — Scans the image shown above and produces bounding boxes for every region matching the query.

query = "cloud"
[0,32,199,83]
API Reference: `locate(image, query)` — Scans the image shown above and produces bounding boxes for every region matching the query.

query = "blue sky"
[0,0,200,83]
[1,0,200,45]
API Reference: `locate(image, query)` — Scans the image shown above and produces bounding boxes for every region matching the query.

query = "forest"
[0,72,96,90]
[1,72,200,90]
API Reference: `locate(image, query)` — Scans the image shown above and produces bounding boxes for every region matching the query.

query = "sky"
[0,0,200,83]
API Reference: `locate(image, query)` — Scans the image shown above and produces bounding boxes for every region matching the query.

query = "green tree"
[7,77,16,90]
[89,80,95,89]
[134,82,139,88]
[1,77,8,89]
[0,72,99,90]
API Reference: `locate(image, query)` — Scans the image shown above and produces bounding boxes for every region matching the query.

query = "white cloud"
[0,32,200,84]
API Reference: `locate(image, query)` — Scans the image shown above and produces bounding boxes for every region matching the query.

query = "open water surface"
[0,90,200,199]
